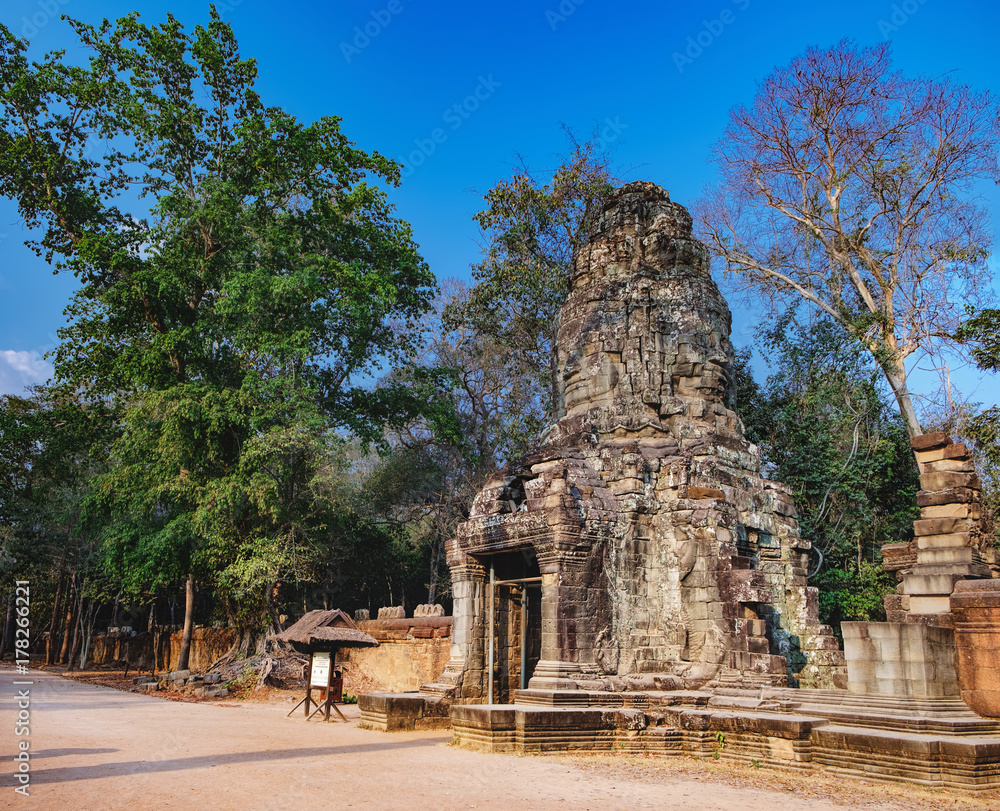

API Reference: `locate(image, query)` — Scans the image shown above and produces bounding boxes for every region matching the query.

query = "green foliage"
[712,731,726,759]
[0,11,433,432]
[953,307,1000,543]
[450,137,619,423]
[363,140,620,603]
[956,308,1000,374]
[0,388,117,661]
[815,560,896,628]
[0,11,438,633]
[736,312,918,628]
[0,389,110,585]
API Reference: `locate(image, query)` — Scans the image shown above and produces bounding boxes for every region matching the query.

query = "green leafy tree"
[954,308,1000,543]
[957,308,1000,374]
[735,314,919,629]
[0,10,437,662]
[364,142,620,602]
[0,389,111,664]
[452,138,620,422]
[363,282,549,604]
[698,40,999,442]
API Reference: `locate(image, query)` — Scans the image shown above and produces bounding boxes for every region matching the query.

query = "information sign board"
[310,651,331,687]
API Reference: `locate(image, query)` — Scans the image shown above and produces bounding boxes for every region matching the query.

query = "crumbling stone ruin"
[426,181,844,701]
[882,433,996,621]
[844,432,1000,707]
[360,183,1000,791]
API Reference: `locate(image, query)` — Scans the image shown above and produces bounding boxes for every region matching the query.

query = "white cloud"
[0,349,53,395]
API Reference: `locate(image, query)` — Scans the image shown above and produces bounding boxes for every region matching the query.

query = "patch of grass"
[712,731,725,760]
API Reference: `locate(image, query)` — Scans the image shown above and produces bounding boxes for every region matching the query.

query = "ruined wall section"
[882,432,997,623]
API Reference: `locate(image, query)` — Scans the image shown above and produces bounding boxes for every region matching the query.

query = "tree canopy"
[734,315,918,628]
[451,138,619,423]
[0,9,439,644]
[697,40,999,439]
[954,308,1000,534]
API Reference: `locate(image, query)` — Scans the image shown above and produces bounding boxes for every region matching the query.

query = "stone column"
[951,580,1000,717]
[902,433,989,619]
[528,549,592,690]
[421,554,486,700]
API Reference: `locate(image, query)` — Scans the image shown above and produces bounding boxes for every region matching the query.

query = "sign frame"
[286,648,347,722]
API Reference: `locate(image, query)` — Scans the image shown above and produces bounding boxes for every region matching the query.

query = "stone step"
[193,686,229,699]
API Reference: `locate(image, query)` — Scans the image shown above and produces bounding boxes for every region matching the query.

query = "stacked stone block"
[133,669,228,698]
[883,432,993,623]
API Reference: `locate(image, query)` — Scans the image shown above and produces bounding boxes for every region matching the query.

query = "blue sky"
[1,0,998,412]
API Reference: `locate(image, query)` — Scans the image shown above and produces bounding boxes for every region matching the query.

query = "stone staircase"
[765,687,1000,736]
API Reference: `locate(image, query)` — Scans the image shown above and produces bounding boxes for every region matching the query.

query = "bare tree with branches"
[696,40,999,440]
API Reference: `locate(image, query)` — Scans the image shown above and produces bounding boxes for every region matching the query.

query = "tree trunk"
[59,578,76,664]
[176,576,195,672]
[67,596,84,671]
[883,362,922,440]
[266,581,284,634]
[79,601,99,670]
[427,534,443,605]
[46,572,65,666]
[0,592,13,658]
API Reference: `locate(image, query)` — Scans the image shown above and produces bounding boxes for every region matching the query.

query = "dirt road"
[0,665,993,810]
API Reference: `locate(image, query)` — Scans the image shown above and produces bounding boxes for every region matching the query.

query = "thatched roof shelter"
[276,609,379,653]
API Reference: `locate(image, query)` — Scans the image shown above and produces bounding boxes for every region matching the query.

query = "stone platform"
[358,692,452,731]
[444,688,1000,792]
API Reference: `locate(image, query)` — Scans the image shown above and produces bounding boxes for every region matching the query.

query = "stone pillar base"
[951,579,1000,718]
[527,660,584,691]
[843,621,958,698]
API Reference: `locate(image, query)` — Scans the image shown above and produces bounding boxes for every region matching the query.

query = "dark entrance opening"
[480,549,542,704]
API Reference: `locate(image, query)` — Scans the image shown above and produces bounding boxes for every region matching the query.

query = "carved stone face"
[553,184,735,428]
[664,288,735,410]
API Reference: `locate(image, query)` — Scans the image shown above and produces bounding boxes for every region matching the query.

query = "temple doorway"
[482,550,542,704]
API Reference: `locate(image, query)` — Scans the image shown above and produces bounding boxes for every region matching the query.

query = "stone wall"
[842,621,958,698]
[86,627,237,673]
[341,618,452,692]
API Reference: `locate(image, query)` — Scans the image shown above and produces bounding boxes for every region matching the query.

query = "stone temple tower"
[426,182,846,704]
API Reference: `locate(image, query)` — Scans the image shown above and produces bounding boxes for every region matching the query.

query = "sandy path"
[0,665,991,810]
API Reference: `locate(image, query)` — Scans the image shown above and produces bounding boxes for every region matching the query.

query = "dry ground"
[1,663,998,810]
